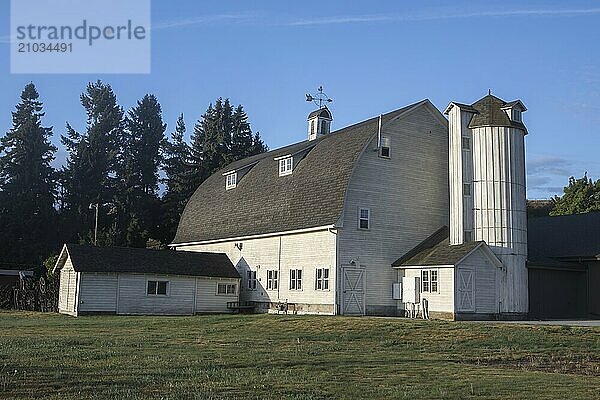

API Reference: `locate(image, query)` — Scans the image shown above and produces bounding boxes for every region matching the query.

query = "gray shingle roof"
[392,226,484,267]
[528,212,600,260]
[468,94,528,134]
[173,101,428,245]
[60,244,240,278]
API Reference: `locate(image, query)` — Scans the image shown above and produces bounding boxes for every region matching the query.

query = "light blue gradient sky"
[1,1,599,199]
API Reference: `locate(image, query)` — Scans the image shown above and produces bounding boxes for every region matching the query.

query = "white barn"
[54,244,240,316]
[171,93,530,319]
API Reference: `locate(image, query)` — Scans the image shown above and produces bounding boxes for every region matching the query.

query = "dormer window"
[279,157,293,176]
[513,109,522,122]
[225,172,237,190]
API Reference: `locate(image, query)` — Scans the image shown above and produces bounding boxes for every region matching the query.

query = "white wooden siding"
[178,229,336,311]
[401,267,454,313]
[78,273,118,313]
[195,277,239,313]
[448,106,476,244]
[338,104,449,314]
[456,248,499,314]
[116,274,196,315]
[58,258,78,316]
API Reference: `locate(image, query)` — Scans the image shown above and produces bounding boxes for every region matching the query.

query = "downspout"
[329,227,339,315]
[277,235,282,303]
[377,114,382,149]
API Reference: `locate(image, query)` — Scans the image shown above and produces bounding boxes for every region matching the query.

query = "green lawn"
[0,312,598,399]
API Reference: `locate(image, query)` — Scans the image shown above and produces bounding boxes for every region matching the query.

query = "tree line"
[0,81,267,268]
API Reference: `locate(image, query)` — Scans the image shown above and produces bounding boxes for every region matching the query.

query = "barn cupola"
[307,106,332,141]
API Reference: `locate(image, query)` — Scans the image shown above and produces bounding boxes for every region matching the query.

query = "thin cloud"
[288,7,600,26]
[153,14,256,30]
[527,155,573,177]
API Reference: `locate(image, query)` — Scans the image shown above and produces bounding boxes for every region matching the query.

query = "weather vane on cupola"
[305,86,333,109]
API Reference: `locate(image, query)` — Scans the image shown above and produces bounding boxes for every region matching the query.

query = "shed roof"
[55,244,240,278]
[528,212,600,260]
[392,226,487,267]
[173,100,439,245]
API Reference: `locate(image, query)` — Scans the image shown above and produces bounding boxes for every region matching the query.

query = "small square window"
[147,280,168,296]
[217,283,237,295]
[463,183,471,196]
[358,208,370,230]
[461,137,471,150]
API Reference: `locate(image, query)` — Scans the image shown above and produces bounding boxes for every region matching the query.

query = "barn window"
[464,230,473,242]
[147,280,168,296]
[247,270,257,290]
[267,270,278,290]
[217,283,237,295]
[379,136,391,158]
[430,270,438,292]
[225,172,237,190]
[463,183,471,196]
[315,268,330,290]
[421,271,429,292]
[358,208,370,230]
[290,269,302,290]
[461,137,470,150]
[279,157,293,176]
[421,270,438,293]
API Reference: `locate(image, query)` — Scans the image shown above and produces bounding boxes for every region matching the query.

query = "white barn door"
[341,267,366,315]
[457,269,475,312]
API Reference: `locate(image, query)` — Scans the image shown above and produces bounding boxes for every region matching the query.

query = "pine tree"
[116,94,167,247]
[160,114,192,243]
[60,81,124,245]
[0,83,57,264]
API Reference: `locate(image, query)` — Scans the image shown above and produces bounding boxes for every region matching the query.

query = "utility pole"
[89,203,99,246]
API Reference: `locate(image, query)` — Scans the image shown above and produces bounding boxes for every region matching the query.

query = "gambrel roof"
[54,244,240,278]
[172,100,445,245]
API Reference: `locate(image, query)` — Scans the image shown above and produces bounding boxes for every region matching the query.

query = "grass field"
[0,312,599,399]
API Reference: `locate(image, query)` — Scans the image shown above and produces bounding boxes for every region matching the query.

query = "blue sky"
[1,0,599,199]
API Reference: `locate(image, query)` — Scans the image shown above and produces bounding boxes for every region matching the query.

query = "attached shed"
[54,244,240,316]
[393,227,503,320]
[528,212,600,319]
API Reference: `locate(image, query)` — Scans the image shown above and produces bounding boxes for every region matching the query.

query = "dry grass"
[0,311,599,399]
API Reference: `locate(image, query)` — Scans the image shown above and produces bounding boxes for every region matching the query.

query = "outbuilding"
[54,244,240,316]
[393,227,504,320]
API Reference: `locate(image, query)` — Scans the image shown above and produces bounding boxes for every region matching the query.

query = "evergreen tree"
[116,94,166,247]
[160,114,192,243]
[60,81,124,244]
[550,173,600,216]
[0,83,57,264]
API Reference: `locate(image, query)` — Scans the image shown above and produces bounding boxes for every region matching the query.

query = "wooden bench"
[226,301,255,314]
